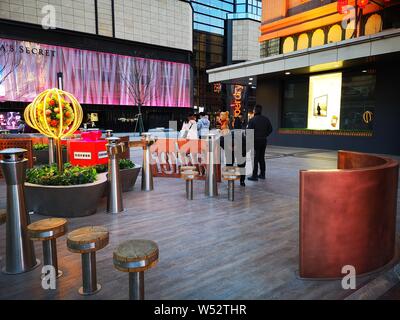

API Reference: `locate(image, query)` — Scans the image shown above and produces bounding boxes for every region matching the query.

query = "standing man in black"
[247,105,273,181]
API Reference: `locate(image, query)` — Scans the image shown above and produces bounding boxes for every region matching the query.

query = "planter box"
[25,173,107,218]
[121,166,141,192]
[33,149,68,165]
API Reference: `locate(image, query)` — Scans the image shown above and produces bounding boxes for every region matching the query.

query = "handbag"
[181,123,193,139]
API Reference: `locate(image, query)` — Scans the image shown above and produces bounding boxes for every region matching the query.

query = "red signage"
[213,83,222,93]
[358,0,369,8]
[337,0,349,13]
[149,138,221,182]
[68,139,108,166]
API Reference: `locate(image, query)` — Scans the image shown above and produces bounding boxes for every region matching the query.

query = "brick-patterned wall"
[114,0,192,51]
[232,19,260,62]
[97,0,113,37]
[0,0,96,34]
[0,0,192,51]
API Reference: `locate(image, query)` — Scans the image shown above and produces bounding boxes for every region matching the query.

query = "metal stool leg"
[186,180,193,200]
[79,252,101,295]
[129,271,144,300]
[42,239,62,278]
[228,180,235,201]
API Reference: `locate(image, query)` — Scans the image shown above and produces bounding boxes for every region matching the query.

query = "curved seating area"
[299,150,399,279]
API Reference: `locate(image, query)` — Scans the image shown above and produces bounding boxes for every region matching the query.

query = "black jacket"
[247,114,273,143]
[220,129,247,165]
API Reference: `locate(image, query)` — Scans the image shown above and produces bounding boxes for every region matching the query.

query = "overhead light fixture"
[249,77,253,80]
[248,82,252,85]
[251,86,256,89]
[285,71,291,75]
[309,61,344,73]
[362,70,368,73]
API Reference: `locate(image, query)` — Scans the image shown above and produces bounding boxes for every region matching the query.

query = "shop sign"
[213,82,221,93]
[363,111,373,124]
[231,85,244,118]
[73,152,92,160]
[0,42,56,57]
[98,151,108,159]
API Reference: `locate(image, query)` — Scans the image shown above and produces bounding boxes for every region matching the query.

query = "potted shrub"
[96,159,141,192]
[25,163,107,218]
[33,143,68,165]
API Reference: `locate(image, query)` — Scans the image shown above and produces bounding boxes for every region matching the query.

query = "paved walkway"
[0,146,399,299]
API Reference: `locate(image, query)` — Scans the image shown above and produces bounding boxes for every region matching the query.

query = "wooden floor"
[0,146,399,300]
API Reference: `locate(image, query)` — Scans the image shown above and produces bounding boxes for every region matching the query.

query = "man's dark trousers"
[252,140,267,177]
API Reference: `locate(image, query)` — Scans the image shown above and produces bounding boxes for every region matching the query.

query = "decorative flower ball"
[24,88,83,139]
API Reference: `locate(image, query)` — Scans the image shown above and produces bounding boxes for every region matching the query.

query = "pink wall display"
[0,38,191,107]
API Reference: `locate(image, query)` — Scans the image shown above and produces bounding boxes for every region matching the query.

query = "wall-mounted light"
[362,70,368,73]
[285,71,291,75]
[249,77,253,81]
[248,82,252,85]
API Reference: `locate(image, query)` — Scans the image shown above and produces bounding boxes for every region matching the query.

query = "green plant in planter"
[26,163,97,185]
[94,159,135,173]
[33,143,49,151]
[95,164,108,173]
[119,159,135,170]
[33,143,67,150]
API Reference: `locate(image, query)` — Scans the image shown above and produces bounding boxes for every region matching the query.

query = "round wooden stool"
[181,170,199,200]
[113,239,159,300]
[222,167,241,201]
[27,218,67,278]
[0,209,6,225]
[67,226,109,295]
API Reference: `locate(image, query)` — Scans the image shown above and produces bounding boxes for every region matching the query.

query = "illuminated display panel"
[0,38,191,107]
[307,73,342,130]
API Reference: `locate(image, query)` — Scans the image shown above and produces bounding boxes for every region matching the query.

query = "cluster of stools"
[23,217,158,299]
[180,166,242,201]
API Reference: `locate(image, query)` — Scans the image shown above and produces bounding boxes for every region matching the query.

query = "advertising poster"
[307,72,342,130]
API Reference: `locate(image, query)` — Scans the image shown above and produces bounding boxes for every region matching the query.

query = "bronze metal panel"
[300,150,399,278]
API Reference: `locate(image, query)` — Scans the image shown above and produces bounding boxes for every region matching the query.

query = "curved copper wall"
[299,150,399,278]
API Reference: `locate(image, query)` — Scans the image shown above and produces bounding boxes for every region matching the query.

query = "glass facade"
[192,0,234,35]
[192,0,262,112]
[227,0,262,21]
[193,31,226,110]
[192,0,262,35]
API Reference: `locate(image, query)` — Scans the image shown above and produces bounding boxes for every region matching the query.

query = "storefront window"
[340,71,376,131]
[311,29,325,48]
[282,37,295,54]
[365,14,383,36]
[282,71,376,131]
[297,33,309,50]
[282,77,308,128]
[328,25,343,43]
